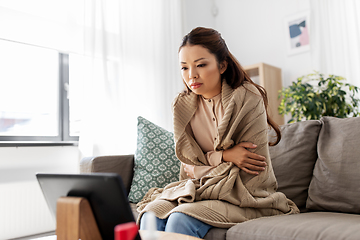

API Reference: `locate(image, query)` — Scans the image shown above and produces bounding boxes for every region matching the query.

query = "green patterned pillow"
[128,116,181,203]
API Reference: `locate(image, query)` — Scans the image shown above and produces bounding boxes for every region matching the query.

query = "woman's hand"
[222,142,267,175]
[182,163,195,179]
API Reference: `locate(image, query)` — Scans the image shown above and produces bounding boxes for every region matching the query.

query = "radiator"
[0,181,55,240]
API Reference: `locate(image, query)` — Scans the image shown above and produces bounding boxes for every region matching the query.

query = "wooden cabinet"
[244,62,284,125]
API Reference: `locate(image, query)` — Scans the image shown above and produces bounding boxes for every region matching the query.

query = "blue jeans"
[140,212,212,238]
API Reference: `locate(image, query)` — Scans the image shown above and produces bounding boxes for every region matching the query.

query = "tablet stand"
[56,197,102,240]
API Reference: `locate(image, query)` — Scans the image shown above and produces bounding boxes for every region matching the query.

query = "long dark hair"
[179,27,281,146]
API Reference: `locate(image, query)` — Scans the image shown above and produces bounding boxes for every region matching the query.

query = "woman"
[138,27,299,238]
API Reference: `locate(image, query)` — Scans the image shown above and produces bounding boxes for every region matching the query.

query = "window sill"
[0,141,78,147]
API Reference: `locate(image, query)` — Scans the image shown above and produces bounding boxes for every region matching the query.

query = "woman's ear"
[220,61,228,74]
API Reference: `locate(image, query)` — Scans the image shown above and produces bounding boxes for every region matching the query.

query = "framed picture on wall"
[284,11,310,56]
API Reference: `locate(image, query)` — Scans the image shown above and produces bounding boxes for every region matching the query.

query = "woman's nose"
[189,68,198,79]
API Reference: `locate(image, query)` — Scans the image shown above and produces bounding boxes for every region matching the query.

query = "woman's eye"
[181,67,188,70]
[197,64,206,67]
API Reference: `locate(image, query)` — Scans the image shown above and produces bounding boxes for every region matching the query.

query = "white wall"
[182,0,312,87]
[181,0,216,35]
[0,146,79,239]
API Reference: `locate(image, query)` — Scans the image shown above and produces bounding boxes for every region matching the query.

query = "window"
[68,53,86,138]
[0,39,80,144]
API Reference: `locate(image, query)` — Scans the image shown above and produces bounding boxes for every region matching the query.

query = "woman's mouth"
[190,82,202,89]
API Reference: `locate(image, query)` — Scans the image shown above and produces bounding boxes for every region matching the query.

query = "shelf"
[244,62,284,125]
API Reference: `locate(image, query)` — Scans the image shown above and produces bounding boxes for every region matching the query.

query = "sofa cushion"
[130,203,139,221]
[128,116,181,203]
[226,212,360,240]
[204,228,227,240]
[268,120,322,210]
[80,155,135,194]
[306,116,360,213]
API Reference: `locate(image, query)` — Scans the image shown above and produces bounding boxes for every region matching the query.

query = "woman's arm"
[183,142,266,178]
[222,142,267,175]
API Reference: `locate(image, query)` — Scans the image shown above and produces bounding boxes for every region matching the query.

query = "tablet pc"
[36,173,141,240]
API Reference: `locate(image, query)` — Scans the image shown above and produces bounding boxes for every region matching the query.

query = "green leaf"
[278,71,360,122]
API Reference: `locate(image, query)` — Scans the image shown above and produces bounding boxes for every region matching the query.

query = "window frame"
[0,51,79,146]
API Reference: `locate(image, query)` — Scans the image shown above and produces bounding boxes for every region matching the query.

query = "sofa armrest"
[80,154,135,194]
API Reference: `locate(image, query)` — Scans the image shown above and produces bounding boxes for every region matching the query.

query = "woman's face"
[179,45,227,99]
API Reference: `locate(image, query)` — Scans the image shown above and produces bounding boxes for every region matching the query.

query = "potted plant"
[278,72,360,123]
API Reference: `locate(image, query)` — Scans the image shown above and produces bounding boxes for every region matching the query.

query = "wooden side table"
[31,231,202,240]
[139,230,202,240]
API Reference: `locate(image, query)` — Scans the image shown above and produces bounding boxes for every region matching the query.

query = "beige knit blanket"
[137,82,299,228]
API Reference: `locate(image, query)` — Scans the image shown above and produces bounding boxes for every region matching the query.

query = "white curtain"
[311,0,360,87]
[78,0,184,157]
[0,0,85,53]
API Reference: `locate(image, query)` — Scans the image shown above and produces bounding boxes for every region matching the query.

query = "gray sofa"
[80,116,360,240]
